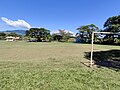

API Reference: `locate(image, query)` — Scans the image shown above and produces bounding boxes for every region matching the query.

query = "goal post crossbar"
[90,32,119,67]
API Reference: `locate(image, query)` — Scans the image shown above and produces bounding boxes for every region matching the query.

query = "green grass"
[0,41,120,90]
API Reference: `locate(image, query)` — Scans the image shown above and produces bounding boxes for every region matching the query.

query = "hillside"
[4,30,26,35]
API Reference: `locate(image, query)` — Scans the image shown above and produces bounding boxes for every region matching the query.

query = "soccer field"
[0,41,120,90]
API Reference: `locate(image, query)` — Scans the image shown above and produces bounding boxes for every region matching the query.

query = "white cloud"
[1,17,31,29]
[52,30,74,34]
[64,30,76,36]
[64,30,74,34]
[51,30,76,36]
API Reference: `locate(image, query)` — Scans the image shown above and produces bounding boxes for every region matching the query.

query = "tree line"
[0,32,22,40]
[0,14,120,45]
[76,15,120,44]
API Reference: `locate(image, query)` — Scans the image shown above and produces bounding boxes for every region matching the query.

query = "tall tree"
[52,30,73,42]
[59,30,73,41]
[103,15,120,45]
[26,28,51,42]
[104,15,120,32]
[76,24,99,42]
[0,32,6,40]
[52,34,62,41]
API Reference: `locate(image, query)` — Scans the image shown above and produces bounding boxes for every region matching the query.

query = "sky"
[0,0,120,34]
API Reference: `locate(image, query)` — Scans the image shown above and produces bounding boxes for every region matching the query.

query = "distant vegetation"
[51,29,73,42]
[24,14,120,45]
[76,15,120,45]
[76,24,100,43]
[25,28,51,42]
[0,14,120,45]
[0,32,6,40]
[5,30,26,35]
[0,32,22,40]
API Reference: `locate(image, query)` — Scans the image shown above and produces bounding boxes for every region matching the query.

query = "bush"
[114,38,120,45]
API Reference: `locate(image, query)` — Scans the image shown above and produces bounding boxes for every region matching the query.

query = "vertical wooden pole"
[90,32,94,67]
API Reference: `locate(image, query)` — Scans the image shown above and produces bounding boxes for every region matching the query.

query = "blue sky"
[0,0,120,34]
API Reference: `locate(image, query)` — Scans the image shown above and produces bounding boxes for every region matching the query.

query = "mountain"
[5,30,26,35]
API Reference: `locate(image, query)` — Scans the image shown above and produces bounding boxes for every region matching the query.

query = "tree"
[25,28,51,42]
[6,32,22,40]
[0,32,6,40]
[52,29,73,42]
[7,32,19,37]
[104,15,120,32]
[76,24,99,43]
[52,34,62,42]
[103,15,120,45]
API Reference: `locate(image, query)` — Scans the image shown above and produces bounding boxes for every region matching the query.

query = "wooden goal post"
[90,32,118,67]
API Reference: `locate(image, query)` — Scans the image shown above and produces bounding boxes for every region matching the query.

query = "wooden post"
[90,32,94,67]
[89,32,116,67]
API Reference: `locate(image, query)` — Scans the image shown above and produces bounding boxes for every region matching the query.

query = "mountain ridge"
[3,30,26,35]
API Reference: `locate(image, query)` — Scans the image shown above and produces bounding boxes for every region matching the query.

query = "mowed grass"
[0,41,120,90]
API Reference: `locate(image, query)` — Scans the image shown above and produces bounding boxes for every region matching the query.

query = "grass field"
[0,41,120,90]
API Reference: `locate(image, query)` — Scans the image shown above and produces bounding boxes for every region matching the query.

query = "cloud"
[64,30,74,34]
[51,30,76,36]
[52,30,74,34]
[1,17,31,29]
